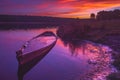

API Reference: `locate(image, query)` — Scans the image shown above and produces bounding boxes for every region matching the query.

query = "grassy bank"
[57,19,120,80]
[57,20,120,43]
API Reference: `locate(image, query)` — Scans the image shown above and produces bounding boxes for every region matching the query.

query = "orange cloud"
[56,0,120,18]
[44,0,119,18]
[2,0,119,18]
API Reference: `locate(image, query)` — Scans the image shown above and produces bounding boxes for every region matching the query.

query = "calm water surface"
[0,28,115,80]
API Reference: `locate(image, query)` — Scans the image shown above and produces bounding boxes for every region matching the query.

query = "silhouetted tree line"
[96,9,120,20]
[0,15,84,30]
[0,15,79,22]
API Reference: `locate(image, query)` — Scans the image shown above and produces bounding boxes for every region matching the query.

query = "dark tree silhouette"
[96,9,120,20]
[90,13,95,19]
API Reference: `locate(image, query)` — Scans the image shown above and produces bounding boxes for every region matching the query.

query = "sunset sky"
[0,0,120,18]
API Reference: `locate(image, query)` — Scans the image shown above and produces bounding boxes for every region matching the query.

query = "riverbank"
[57,20,120,50]
[57,20,120,80]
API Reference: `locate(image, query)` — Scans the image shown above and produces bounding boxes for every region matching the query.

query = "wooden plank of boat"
[16,31,57,65]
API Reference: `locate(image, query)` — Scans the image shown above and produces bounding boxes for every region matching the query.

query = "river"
[0,28,116,80]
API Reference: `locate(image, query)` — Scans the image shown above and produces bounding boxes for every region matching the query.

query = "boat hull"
[16,40,56,65]
[16,31,57,65]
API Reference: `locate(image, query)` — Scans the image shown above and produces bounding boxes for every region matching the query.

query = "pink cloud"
[0,0,120,18]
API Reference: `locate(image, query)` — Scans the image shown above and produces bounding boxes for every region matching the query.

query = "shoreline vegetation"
[57,21,120,80]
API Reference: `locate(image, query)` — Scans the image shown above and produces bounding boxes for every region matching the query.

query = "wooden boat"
[16,31,57,80]
[16,31,57,65]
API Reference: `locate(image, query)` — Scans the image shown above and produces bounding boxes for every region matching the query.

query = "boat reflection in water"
[16,31,57,80]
